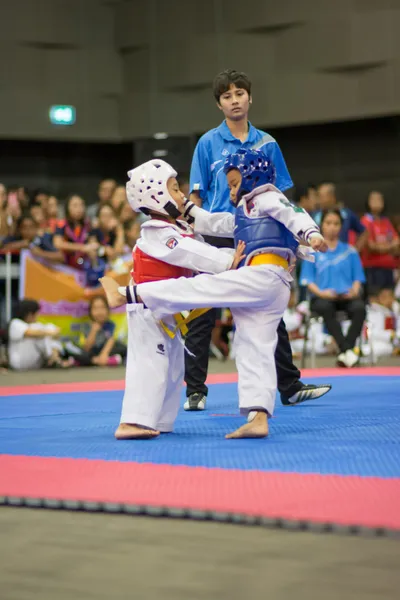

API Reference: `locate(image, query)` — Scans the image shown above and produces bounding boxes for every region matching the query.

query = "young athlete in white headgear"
[101,149,327,440]
[112,159,244,440]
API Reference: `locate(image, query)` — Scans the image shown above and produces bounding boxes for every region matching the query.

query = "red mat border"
[0,366,399,397]
[1,455,399,530]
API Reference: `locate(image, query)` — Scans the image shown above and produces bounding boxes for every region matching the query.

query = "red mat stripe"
[0,455,399,529]
[0,367,399,397]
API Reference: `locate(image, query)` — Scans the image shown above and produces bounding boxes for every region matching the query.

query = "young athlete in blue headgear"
[101,149,326,439]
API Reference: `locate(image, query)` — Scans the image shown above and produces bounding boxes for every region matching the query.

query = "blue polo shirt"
[300,241,365,295]
[313,207,365,243]
[190,120,293,214]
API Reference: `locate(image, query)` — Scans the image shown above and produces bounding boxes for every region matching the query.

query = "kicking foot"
[99,276,126,308]
[115,423,160,440]
[225,411,269,439]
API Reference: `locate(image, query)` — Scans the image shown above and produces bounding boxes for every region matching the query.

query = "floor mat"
[1,369,399,532]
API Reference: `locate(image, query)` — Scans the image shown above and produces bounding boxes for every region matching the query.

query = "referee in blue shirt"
[184,69,331,411]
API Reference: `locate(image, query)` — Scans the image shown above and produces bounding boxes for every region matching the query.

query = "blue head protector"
[223,148,276,205]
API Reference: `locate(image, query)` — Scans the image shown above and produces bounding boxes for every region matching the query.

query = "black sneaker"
[184,392,207,411]
[281,383,332,406]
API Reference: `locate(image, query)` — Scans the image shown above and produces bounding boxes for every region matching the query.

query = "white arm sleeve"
[183,202,235,238]
[138,227,233,274]
[255,190,321,242]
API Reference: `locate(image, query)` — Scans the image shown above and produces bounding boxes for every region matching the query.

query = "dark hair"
[65,194,86,225]
[213,69,252,102]
[294,184,316,205]
[88,295,109,320]
[14,299,40,321]
[97,203,116,218]
[17,213,36,229]
[366,191,385,215]
[320,208,343,228]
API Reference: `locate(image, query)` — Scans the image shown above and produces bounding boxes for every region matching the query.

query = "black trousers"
[311,297,366,354]
[183,235,302,399]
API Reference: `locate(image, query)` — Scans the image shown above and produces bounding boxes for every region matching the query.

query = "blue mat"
[1,376,399,478]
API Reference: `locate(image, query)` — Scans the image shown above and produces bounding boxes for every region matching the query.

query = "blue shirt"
[300,241,365,295]
[190,120,293,214]
[313,207,365,243]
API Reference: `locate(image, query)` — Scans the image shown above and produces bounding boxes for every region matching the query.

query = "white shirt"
[135,218,233,274]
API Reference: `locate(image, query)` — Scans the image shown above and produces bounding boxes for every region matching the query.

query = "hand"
[319,289,338,300]
[85,242,100,253]
[341,288,358,300]
[91,321,102,332]
[309,233,328,253]
[49,327,61,338]
[231,241,246,269]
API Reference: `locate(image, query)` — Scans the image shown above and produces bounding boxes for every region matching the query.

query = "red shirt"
[360,213,399,269]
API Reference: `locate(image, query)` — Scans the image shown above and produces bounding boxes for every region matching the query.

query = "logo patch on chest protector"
[166,237,178,249]
[157,343,165,354]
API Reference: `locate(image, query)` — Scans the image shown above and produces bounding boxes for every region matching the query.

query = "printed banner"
[19,251,130,340]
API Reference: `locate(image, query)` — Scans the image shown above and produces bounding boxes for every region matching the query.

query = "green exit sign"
[49,105,76,125]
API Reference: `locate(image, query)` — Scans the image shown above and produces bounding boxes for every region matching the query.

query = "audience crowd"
[0,178,399,371]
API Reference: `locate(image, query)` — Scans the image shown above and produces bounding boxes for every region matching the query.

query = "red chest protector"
[132,246,193,284]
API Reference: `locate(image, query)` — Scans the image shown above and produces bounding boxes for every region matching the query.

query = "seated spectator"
[32,189,50,212]
[314,182,367,251]
[8,299,71,370]
[3,189,22,238]
[53,194,99,270]
[300,208,366,368]
[366,287,400,359]
[118,201,136,225]
[80,295,126,366]
[1,214,64,264]
[361,191,399,289]
[90,204,124,261]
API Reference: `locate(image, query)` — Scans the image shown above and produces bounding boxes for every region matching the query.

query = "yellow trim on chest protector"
[160,308,211,339]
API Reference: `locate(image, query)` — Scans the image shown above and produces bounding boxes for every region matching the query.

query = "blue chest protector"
[234,204,299,268]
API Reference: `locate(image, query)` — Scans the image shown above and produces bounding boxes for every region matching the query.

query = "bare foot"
[115,423,160,440]
[99,276,126,308]
[225,411,269,439]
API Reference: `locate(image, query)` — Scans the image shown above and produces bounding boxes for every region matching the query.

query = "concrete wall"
[1,0,400,140]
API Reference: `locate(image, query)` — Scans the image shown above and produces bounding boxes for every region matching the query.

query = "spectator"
[8,299,70,370]
[118,201,135,225]
[90,204,124,261]
[123,218,141,251]
[361,191,399,290]
[110,185,128,214]
[294,184,318,215]
[81,295,126,366]
[31,189,50,213]
[300,208,366,368]
[87,178,117,220]
[0,183,7,238]
[1,215,64,264]
[314,183,367,251]
[53,194,99,270]
[366,287,400,359]
[30,202,47,230]
[46,195,64,232]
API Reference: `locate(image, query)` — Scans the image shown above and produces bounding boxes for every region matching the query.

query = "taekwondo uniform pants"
[137,265,292,417]
[120,305,184,432]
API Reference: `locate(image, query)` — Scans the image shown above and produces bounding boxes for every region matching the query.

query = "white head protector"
[126,159,180,217]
